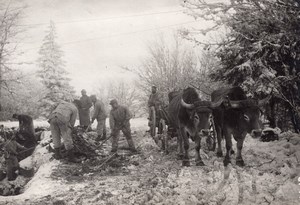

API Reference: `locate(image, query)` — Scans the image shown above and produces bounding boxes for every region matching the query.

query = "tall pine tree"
[37,21,75,116]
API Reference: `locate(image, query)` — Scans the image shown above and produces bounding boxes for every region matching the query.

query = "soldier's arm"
[70,106,78,127]
[109,112,115,130]
[101,103,107,118]
[6,143,18,155]
[92,103,100,122]
[148,95,153,107]
[17,115,25,131]
[124,107,132,121]
[87,97,93,109]
[16,142,26,151]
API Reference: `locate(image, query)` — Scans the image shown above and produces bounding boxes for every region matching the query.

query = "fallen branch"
[97,135,113,148]
[247,158,275,168]
[97,152,118,169]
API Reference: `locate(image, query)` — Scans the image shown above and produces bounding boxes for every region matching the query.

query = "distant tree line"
[94,80,143,118]
[137,34,222,106]
[0,2,75,121]
[0,3,45,120]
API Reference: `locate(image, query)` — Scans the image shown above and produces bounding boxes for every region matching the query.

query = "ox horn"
[210,101,222,108]
[258,95,271,107]
[181,99,195,109]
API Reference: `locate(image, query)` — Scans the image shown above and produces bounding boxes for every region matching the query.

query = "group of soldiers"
[50,85,164,163]
[2,86,161,181]
[48,89,138,163]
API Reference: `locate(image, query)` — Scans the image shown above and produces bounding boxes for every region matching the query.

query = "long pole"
[0,50,2,114]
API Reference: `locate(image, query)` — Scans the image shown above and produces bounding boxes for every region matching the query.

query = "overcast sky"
[8,0,214,95]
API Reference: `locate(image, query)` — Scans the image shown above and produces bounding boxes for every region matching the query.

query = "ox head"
[181,88,212,137]
[222,96,270,138]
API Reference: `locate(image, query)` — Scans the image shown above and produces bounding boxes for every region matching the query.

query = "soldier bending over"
[48,100,81,163]
[109,99,137,154]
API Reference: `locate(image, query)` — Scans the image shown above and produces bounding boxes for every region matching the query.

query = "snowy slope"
[0,118,299,205]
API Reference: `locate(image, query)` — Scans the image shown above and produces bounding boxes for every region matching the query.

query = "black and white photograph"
[0,0,299,204]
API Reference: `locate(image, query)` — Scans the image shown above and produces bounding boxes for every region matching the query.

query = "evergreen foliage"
[183,0,300,132]
[37,21,75,116]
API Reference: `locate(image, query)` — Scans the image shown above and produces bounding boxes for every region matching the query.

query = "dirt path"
[1,119,299,205]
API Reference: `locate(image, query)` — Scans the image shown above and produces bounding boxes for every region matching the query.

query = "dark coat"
[148,92,163,107]
[79,95,92,126]
[16,114,36,145]
[109,105,132,130]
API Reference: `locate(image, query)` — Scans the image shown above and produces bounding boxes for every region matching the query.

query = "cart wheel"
[158,119,168,154]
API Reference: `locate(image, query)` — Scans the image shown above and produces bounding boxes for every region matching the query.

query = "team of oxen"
[167,86,269,167]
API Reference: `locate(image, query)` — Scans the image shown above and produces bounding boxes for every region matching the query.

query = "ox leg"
[195,134,204,166]
[180,127,190,167]
[236,133,246,167]
[223,129,232,166]
[216,126,223,157]
[177,129,184,160]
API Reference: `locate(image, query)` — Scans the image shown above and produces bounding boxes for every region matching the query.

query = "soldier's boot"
[103,128,107,139]
[110,134,118,153]
[127,139,138,153]
[67,148,81,163]
[101,134,106,140]
[98,134,106,141]
[110,144,118,154]
[53,148,62,160]
[96,135,102,142]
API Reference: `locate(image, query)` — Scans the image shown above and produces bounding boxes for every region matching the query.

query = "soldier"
[148,85,163,110]
[147,85,163,130]
[79,89,92,129]
[12,114,37,160]
[90,95,107,141]
[109,99,137,153]
[4,131,26,181]
[48,100,81,163]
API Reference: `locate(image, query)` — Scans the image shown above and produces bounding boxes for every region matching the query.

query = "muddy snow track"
[1,126,300,205]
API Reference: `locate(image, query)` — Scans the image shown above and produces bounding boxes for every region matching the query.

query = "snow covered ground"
[0,118,148,131]
[0,118,299,205]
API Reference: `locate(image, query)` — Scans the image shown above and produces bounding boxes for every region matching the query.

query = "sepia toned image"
[0,0,299,204]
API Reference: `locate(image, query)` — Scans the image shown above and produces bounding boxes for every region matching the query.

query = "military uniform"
[148,92,163,122]
[92,100,107,138]
[13,114,37,160]
[15,114,36,145]
[148,92,163,108]
[79,95,92,127]
[109,104,136,152]
[48,101,77,150]
[5,139,25,181]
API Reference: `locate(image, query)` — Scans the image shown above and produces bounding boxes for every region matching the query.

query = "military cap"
[109,99,118,105]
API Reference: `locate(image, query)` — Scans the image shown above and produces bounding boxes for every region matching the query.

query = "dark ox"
[168,87,213,166]
[211,87,269,167]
